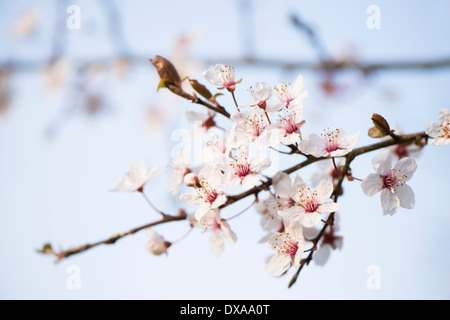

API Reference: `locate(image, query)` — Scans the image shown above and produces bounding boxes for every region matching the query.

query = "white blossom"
[228,107,280,149]
[219,144,271,190]
[361,149,417,216]
[179,165,230,221]
[265,221,305,276]
[203,64,242,92]
[111,162,159,192]
[197,210,237,258]
[278,175,340,228]
[299,128,359,158]
[426,108,450,146]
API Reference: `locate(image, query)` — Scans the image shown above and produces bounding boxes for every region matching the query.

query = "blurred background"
[1,0,449,299]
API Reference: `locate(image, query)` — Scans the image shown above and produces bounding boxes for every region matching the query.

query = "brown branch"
[39,131,428,263]
[39,214,186,262]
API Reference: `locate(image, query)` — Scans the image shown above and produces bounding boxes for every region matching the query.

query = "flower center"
[437,120,450,139]
[245,113,266,137]
[274,83,295,107]
[235,163,251,178]
[322,128,342,153]
[219,66,236,88]
[298,188,319,213]
[205,190,219,204]
[382,169,408,191]
[273,233,299,257]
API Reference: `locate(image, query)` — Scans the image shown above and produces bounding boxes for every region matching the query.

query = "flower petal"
[393,157,417,181]
[361,173,384,196]
[395,184,415,209]
[265,254,291,276]
[380,189,400,216]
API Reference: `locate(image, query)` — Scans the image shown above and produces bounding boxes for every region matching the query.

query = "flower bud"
[371,113,391,136]
[184,172,199,187]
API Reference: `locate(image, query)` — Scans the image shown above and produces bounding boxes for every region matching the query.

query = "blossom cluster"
[111,61,449,278]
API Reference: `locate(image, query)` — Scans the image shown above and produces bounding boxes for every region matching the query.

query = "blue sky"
[0,0,449,299]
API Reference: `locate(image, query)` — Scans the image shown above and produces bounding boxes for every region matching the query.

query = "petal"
[209,230,224,258]
[430,137,450,146]
[393,157,417,181]
[339,130,360,150]
[241,174,261,190]
[425,122,441,138]
[299,134,326,158]
[194,205,211,221]
[272,172,292,196]
[219,220,237,244]
[438,108,450,123]
[395,184,415,209]
[265,254,291,276]
[292,74,305,96]
[298,211,321,228]
[361,173,384,196]
[372,149,392,175]
[380,189,400,216]
[211,194,227,209]
[278,206,303,225]
[315,179,334,203]
[250,154,271,172]
[318,202,341,214]
[203,64,225,86]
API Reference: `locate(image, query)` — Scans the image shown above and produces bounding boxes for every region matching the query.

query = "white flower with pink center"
[299,128,359,158]
[277,105,306,145]
[179,165,229,221]
[203,64,242,92]
[278,175,340,228]
[361,149,417,216]
[111,162,159,192]
[196,209,237,258]
[228,107,280,149]
[271,74,308,111]
[201,133,229,167]
[240,82,274,111]
[426,108,450,146]
[265,221,305,276]
[220,145,271,190]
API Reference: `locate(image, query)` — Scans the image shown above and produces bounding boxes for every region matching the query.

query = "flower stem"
[230,91,240,112]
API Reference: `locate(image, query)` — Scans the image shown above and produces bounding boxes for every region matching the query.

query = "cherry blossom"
[179,165,230,221]
[146,228,171,255]
[228,107,280,149]
[277,175,340,228]
[265,221,305,276]
[201,133,229,167]
[196,210,237,258]
[111,162,159,192]
[240,82,273,111]
[277,105,306,145]
[202,64,242,92]
[220,144,271,190]
[271,74,308,110]
[299,128,359,158]
[361,149,417,216]
[426,108,450,146]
